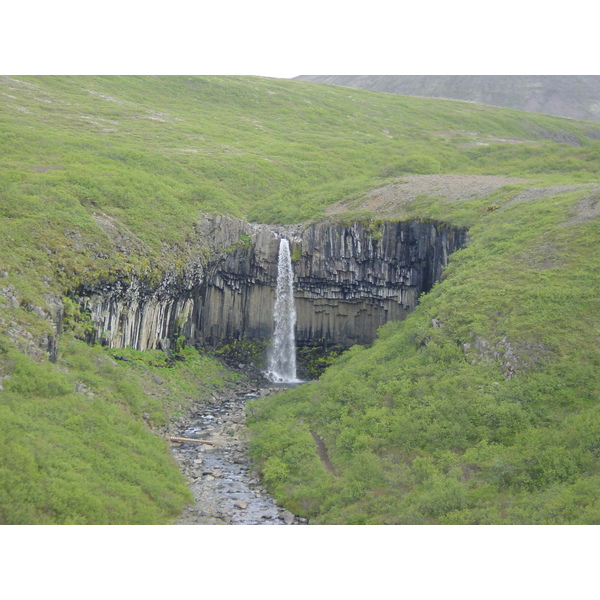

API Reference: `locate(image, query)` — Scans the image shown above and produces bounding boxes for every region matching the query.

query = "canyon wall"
[78,216,467,351]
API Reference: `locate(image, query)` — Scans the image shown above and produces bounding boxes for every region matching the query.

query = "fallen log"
[166,436,221,446]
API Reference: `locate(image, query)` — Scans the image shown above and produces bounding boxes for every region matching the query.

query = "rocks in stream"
[169,381,306,525]
[280,510,295,525]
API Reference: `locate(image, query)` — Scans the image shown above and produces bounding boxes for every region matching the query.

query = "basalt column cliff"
[79,216,467,351]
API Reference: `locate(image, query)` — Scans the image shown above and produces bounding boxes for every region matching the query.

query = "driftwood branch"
[166,436,221,446]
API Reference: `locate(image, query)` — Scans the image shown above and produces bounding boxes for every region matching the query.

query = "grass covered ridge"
[2,75,600,300]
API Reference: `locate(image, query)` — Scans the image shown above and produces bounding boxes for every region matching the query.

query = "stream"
[171,384,307,525]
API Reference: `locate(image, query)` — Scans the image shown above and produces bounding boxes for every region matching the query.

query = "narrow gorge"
[73,216,467,358]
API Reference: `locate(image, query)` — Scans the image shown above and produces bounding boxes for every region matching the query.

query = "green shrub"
[386,154,441,175]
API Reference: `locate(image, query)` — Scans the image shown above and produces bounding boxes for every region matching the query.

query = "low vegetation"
[0,336,234,524]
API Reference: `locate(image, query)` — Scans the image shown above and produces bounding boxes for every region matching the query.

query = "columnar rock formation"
[291,219,465,347]
[77,216,467,351]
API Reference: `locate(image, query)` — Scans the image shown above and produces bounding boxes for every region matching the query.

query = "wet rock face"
[78,216,466,350]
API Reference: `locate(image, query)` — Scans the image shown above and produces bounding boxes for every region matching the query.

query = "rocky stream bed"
[168,380,307,525]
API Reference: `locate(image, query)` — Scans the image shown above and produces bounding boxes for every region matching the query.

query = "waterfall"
[266,238,299,383]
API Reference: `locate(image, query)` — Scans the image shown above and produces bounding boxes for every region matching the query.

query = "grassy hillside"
[2,75,599,316]
[0,339,234,524]
[248,183,600,523]
[1,75,600,523]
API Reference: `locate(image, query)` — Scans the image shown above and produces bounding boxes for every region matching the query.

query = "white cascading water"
[266,238,299,383]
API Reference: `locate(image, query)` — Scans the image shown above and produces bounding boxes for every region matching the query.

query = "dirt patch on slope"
[568,191,600,224]
[310,431,339,477]
[326,174,533,216]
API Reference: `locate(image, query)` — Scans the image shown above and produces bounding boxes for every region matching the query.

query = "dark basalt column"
[78,216,467,351]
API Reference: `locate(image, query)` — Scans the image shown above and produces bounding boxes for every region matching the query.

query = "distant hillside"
[293,75,600,122]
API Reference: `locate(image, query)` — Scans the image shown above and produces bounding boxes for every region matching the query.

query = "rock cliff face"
[78,216,466,351]
[291,220,465,347]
